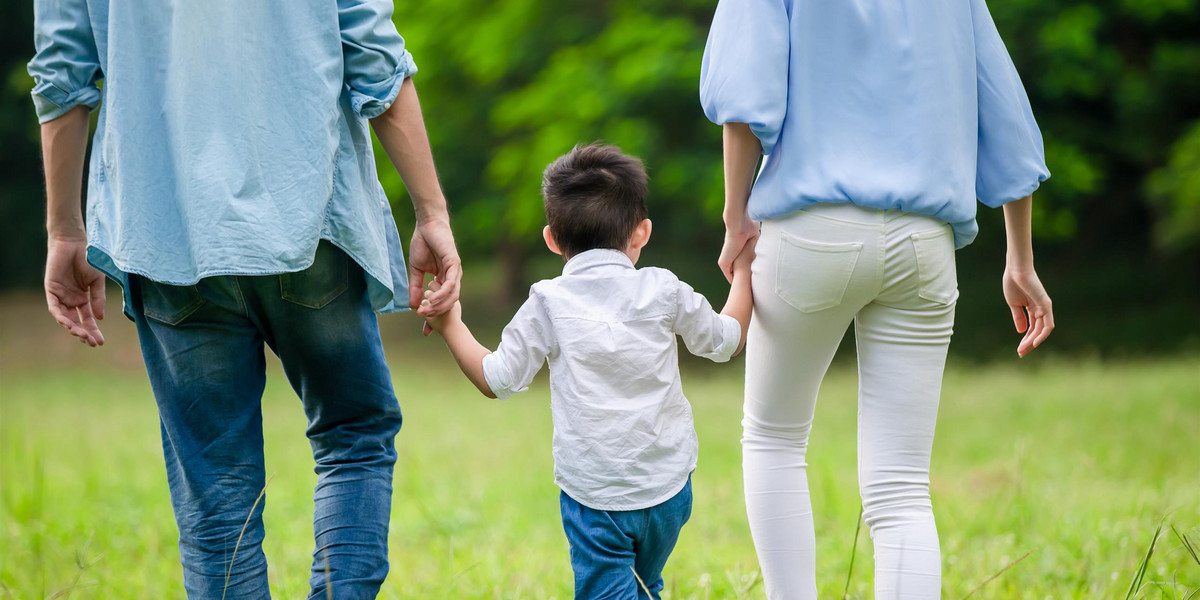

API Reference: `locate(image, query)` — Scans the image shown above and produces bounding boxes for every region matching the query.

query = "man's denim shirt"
[29,0,417,315]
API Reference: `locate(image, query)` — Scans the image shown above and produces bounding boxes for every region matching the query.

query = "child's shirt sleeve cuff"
[711,313,743,363]
[482,352,524,400]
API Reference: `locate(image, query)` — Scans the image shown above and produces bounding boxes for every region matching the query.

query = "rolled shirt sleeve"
[337,0,419,119]
[672,280,741,363]
[699,0,791,155]
[28,0,103,123]
[481,293,556,400]
[972,0,1050,207]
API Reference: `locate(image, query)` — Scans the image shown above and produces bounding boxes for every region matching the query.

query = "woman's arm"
[1001,195,1054,357]
[718,123,762,283]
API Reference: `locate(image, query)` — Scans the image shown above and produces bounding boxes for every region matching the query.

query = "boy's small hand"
[421,281,462,336]
[732,234,757,275]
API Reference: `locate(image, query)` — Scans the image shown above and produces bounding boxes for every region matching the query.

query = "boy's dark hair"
[542,143,649,257]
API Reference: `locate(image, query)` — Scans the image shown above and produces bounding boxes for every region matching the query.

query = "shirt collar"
[562,248,635,276]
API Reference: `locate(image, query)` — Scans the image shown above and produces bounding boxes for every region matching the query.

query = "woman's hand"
[718,214,760,283]
[1002,266,1054,357]
[1001,195,1053,357]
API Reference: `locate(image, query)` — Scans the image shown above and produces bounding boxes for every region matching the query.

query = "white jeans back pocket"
[910,227,959,305]
[776,232,863,313]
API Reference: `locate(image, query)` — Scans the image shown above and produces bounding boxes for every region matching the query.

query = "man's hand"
[46,237,105,346]
[718,214,760,283]
[408,217,462,335]
[1002,266,1053,357]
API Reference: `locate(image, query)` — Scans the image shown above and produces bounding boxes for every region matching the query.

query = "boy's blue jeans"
[560,477,692,600]
[129,242,402,600]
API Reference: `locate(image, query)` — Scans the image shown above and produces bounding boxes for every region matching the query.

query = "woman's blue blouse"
[701,0,1050,248]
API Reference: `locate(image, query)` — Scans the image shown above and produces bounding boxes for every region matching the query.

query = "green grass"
[1,353,1197,599]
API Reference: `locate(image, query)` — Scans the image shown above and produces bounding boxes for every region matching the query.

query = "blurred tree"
[987,0,1200,250]
[1147,121,1200,252]
[1,0,1196,353]
[386,0,723,299]
[385,0,1200,300]
[0,1,46,289]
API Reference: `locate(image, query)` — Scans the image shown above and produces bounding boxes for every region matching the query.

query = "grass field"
[1,293,1197,599]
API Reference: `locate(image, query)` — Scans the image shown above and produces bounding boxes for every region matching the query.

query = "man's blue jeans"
[130,242,402,600]
[559,477,692,600]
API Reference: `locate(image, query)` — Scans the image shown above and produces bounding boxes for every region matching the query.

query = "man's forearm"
[1003,195,1035,268]
[440,321,496,398]
[370,78,448,223]
[41,105,91,240]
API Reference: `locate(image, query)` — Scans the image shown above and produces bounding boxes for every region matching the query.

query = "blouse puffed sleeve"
[27,0,103,124]
[699,0,791,155]
[337,0,419,119]
[972,0,1051,207]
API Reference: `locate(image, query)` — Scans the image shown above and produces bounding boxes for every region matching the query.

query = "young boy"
[422,143,755,599]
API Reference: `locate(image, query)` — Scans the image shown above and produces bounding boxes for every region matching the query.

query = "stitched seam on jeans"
[230,277,249,317]
[142,285,205,325]
[279,251,349,309]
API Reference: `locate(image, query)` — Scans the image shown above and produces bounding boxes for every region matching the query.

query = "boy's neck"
[563,246,640,267]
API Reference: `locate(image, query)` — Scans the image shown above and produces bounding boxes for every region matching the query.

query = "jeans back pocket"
[910,227,959,305]
[138,277,206,326]
[775,232,863,313]
[279,241,350,309]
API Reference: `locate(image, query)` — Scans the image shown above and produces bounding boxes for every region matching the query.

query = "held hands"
[718,213,761,283]
[408,217,462,335]
[45,237,106,346]
[731,231,757,276]
[1002,266,1054,357]
[420,280,461,336]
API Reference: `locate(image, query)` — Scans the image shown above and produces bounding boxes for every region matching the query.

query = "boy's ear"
[630,219,652,250]
[543,226,563,256]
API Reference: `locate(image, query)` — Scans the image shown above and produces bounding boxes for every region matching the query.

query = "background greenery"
[1,0,1198,357]
[1,2,1198,598]
[1,306,1197,599]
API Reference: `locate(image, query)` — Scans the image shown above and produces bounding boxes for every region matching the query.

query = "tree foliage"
[383,0,1200,259]
[1,0,1198,294]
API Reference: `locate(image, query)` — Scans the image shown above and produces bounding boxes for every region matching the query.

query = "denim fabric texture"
[131,241,402,600]
[560,477,693,600]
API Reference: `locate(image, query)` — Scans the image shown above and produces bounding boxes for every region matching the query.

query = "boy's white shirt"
[482,248,741,511]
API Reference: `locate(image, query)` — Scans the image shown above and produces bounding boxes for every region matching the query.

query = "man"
[30,0,460,597]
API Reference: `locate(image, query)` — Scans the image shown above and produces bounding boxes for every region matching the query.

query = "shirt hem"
[556,465,696,512]
[86,239,408,319]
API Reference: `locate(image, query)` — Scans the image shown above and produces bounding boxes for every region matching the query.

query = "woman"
[700,0,1055,598]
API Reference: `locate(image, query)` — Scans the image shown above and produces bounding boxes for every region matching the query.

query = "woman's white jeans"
[744,203,958,599]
